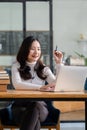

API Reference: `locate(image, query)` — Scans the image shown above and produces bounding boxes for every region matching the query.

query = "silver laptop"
[55,65,87,92]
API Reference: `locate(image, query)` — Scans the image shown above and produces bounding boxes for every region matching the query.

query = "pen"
[55,45,58,51]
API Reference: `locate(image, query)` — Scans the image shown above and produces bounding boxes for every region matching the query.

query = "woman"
[11,35,63,130]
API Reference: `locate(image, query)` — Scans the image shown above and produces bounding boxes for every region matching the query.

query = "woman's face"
[27,40,41,62]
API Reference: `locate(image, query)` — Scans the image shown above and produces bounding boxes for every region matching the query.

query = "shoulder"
[12,61,20,69]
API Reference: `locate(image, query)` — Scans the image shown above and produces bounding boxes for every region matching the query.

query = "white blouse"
[11,61,61,90]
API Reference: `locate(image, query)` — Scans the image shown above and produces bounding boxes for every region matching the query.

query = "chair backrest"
[5,68,15,90]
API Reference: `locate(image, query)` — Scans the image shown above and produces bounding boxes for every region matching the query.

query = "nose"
[34,49,38,54]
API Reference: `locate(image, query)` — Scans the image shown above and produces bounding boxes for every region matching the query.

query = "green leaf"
[74,51,85,58]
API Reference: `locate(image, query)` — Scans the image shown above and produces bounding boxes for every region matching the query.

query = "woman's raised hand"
[53,50,63,64]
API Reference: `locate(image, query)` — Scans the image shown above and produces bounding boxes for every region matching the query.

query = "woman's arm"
[40,51,63,91]
[40,64,62,91]
[11,63,42,90]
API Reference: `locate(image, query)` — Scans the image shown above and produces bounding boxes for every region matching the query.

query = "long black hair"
[17,36,47,80]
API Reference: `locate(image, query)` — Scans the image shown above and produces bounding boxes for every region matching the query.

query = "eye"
[30,48,35,50]
[38,48,41,51]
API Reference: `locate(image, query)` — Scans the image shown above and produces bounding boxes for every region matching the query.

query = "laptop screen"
[55,65,87,92]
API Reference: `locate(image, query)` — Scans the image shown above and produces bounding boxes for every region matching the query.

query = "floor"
[60,122,85,130]
[60,109,85,130]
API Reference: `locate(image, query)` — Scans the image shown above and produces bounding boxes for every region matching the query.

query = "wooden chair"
[0,101,60,130]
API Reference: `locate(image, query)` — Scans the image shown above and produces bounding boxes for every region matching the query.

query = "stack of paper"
[0,70,10,91]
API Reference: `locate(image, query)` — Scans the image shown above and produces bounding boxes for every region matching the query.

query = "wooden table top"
[0,90,87,100]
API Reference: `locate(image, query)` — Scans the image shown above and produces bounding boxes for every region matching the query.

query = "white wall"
[0,0,87,66]
[53,0,87,57]
[0,55,16,66]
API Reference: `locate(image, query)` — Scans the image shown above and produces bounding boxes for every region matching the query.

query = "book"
[0,73,8,76]
[0,70,9,80]
[0,76,9,79]
[0,84,7,92]
[0,70,10,88]
[0,70,7,74]
[0,79,10,84]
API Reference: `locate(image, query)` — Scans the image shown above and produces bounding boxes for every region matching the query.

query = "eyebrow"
[30,47,41,49]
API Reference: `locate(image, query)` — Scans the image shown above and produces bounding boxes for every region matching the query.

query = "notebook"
[55,65,87,92]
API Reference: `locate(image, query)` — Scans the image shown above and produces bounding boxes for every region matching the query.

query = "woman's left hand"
[40,83,55,92]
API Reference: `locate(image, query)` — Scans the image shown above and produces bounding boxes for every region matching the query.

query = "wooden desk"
[0,90,87,130]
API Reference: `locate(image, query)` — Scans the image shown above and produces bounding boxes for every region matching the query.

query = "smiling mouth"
[32,56,39,58]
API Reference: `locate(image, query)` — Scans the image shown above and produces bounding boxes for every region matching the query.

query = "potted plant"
[74,51,87,66]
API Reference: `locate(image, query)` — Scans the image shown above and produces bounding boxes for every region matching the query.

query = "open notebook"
[55,65,87,92]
